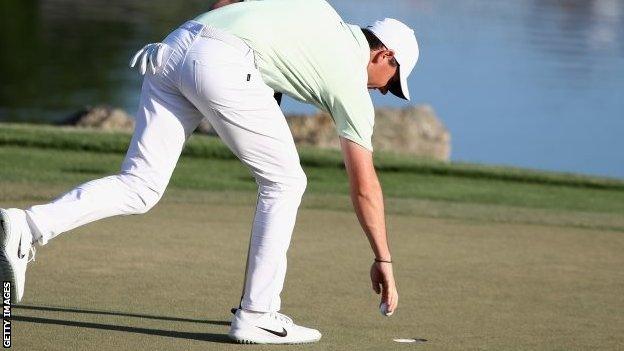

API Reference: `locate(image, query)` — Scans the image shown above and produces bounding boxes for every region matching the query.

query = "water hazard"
[0,0,622,178]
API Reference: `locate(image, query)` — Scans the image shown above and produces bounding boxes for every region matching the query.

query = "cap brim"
[389,66,410,101]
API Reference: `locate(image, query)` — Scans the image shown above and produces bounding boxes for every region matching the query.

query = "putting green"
[4,189,623,350]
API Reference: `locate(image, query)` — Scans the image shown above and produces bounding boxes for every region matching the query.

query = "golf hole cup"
[394,339,417,343]
[393,338,427,343]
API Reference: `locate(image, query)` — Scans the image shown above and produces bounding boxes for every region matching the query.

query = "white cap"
[367,18,419,100]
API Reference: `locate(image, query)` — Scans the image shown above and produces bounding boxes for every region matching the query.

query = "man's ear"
[371,49,387,64]
[371,49,395,64]
[383,49,396,61]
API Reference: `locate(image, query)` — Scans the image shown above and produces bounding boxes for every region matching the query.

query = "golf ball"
[380,302,393,316]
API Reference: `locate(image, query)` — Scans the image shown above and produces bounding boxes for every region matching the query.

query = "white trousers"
[25,22,306,312]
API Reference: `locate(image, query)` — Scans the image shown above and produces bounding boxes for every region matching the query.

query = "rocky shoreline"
[61,104,451,161]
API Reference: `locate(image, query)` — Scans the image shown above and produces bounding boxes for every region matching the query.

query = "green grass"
[6,194,624,351]
[1,123,623,350]
[2,123,623,191]
[1,123,624,215]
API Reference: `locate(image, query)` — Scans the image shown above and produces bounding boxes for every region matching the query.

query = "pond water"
[1,0,623,178]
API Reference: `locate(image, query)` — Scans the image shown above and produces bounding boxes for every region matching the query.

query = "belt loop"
[195,24,255,62]
[200,25,212,38]
[180,20,204,35]
[253,51,258,69]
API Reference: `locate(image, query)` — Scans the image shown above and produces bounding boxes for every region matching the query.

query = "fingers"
[149,49,157,74]
[372,280,381,294]
[371,262,398,314]
[130,43,165,74]
[370,263,382,294]
[139,47,149,75]
[129,46,146,68]
[386,289,398,313]
[130,43,168,75]
[377,263,398,313]
[384,284,398,313]
[156,43,165,67]
[149,44,168,74]
[381,281,389,303]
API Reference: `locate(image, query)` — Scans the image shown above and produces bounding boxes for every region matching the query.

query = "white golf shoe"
[229,309,322,344]
[0,208,36,304]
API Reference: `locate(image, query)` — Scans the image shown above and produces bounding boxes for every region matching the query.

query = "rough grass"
[2,124,624,218]
[2,123,623,190]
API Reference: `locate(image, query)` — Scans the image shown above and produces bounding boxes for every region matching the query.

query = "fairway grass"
[4,194,623,350]
[2,144,624,216]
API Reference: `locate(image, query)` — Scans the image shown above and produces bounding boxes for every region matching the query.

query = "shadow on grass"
[12,315,234,344]
[14,304,230,326]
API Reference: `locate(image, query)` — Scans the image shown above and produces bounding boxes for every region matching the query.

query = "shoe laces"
[18,232,36,263]
[27,246,36,263]
[269,312,294,326]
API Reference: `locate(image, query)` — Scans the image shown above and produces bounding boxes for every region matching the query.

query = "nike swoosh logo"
[17,235,25,259]
[257,326,288,337]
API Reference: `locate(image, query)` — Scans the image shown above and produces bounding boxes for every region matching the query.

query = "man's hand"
[340,137,398,315]
[370,261,398,315]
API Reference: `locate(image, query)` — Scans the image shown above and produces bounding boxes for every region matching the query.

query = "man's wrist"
[374,257,392,263]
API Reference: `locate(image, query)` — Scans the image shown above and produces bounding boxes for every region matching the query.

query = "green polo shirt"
[195,0,375,150]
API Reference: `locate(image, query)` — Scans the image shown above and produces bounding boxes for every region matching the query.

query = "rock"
[286,112,338,149]
[286,105,451,161]
[373,105,451,161]
[65,104,451,161]
[62,105,135,132]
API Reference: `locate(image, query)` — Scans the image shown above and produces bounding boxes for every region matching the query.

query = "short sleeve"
[328,91,375,151]
[321,68,375,151]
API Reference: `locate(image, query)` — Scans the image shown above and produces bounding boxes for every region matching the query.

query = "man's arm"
[340,137,398,314]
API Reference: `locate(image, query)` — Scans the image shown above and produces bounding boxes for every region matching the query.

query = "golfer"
[0,0,418,344]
